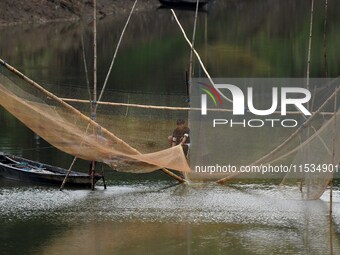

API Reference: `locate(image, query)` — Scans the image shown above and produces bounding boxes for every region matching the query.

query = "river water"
[1,1,340,254]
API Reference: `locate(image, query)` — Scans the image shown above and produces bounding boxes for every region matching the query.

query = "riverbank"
[0,0,158,26]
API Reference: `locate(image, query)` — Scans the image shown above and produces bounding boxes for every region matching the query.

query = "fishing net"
[1,62,340,199]
[189,78,340,199]
[0,64,190,173]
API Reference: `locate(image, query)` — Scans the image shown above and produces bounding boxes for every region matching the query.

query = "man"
[168,119,190,157]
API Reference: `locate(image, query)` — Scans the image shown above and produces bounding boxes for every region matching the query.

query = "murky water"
[1,178,340,254]
[1,0,340,254]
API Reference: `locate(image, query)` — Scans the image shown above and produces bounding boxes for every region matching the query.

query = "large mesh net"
[189,78,340,200]
[1,62,340,200]
[0,63,190,173]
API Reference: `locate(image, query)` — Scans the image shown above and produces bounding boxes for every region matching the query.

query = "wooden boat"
[0,153,102,188]
[159,0,210,9]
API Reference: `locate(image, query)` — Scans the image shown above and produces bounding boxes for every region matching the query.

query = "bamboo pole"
[0,59,186,183]
[93,0,97,109]
[188,0,200,84]
[97,0,138,104]
[184,0,200,183]
[204,12,208,64]
[65,6,93,188]
[170,9,232,103]
[90,0,98,190]
[306,0,314,93]
[328,2,333,252]
[90,158,96,190]
[67,19,95,190]
[328,87,337,255]
[216,87,340,184]
[60,157,77,191]
[330,88,337,217]
[302,0,314,194]
[0,59,124,147]
[80,26,92,112]
[61,97,337,116]
[323,0,329,77]
[186,0,200,129]
[329,161,334,214]
[161,168,186,183]
[101,164,107,189]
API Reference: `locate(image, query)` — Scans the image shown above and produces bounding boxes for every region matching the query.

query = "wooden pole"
[204,12,208,64]
[90,159,96,190]
[303,0,314,195]
[161,168,186,183]
[61,97,338,116]
[91,0,98,190]
[323,0,329,78]
[171,9,232,103]
[101,164,107,189]
[93,0,97,108]
[329,86,337,255]
[306,0,314,93]
[80,25,92,112]
[63,16,94,190]
[328,2,333,252]
[188,0,200,84]
[330,167,334,213]
[0,60,126,146]
[184,0,200,182]
[60,157,77,191]
[330,87,337,217]
[97,0,138,104]
[0,59,186,183]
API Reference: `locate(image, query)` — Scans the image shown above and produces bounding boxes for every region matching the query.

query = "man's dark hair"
[177,119,185,125]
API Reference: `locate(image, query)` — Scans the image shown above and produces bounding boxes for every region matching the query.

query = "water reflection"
[1,1,340,90]
[0,181,339,254]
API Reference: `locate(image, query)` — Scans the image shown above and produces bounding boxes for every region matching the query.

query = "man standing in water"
[168,119,190,157]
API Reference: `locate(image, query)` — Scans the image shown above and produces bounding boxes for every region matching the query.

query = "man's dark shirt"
[172,127,190,145]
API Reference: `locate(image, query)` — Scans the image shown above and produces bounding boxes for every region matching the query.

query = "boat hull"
[0,153,102,188]
[159,0,209,9]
